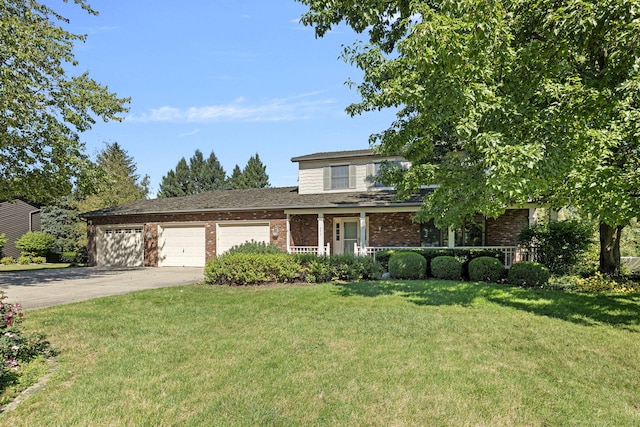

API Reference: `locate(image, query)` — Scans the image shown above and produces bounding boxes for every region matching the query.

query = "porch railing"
[289,243,330,256]
[289,244,535,268]
[358,245,536,268]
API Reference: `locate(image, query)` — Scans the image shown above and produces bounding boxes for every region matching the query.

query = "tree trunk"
[599,222,623,275]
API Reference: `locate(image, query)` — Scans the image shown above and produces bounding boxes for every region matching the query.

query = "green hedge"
[376,248,503,278]
[431,256,462,280]
[388,252,426,279]
[468,256,505,283]
[508,262,550,287]
[205,253,300,286]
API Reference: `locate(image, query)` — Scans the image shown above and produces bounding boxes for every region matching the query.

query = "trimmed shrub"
[508,262,550,287]
[388,252,426,279]
[329,254,382,282]
[468,256,504,283]
[31,256,46,264]
[15,231,55,257]
[17,256,32,265]
[1,257,15,265]
[295,255,331,283]
[205,253,300,286]
[225,240,284,255]
[375,248,503,278]
[431,256,462,280]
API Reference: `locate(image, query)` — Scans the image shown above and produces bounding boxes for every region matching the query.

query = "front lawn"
[2,280,639,426]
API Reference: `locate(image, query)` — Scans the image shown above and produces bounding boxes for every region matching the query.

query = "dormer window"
[323,165,356,190]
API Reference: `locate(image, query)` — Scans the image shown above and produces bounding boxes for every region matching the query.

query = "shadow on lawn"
[334,280,640,331]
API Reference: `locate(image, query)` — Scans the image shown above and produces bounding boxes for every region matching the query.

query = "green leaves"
[0,0,129,203]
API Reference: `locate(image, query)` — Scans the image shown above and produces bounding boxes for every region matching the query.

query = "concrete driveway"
[0,267,204,310]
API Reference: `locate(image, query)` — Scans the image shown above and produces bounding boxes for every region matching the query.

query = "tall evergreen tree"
[158,150,227,197]
[41,197,82,252]
[238,154,270,189]
[76,142,150,212]
[228,165,245,189]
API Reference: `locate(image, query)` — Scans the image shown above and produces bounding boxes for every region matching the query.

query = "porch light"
[272,226,279,238]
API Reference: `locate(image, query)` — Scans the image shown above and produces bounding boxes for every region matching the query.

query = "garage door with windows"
[159,226,206,267]
[97,227,144,267]
[216,223,270,255]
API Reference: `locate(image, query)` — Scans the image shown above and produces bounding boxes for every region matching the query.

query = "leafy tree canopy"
[0,0,130,203]
[76,142,149,212]
[298,0,640,273]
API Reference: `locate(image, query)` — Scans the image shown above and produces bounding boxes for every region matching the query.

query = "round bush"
[508,262,550,287]
[15,231,55,257]
[388,252,426,279]
[468,256,504,283]
[431,256,462,280]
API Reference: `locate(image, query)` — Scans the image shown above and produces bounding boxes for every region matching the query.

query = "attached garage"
[159,226,206,267]
[216,222,270,255]
[97,226,144,267]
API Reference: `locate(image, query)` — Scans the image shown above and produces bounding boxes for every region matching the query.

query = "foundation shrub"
[329,254,382,282]
[225,240,285,255]
[388,252,427,279]
[205,253,300,286]
[0,233,6,256]
[1,257,14,265]
[375,248,502,278]
[549,272,640,294]
[431,256,462,280]
[295,255,331,283]
[468,256,505,283]
[508,262,550,287]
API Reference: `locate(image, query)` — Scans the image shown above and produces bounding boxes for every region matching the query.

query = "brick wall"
[486,209,529,246]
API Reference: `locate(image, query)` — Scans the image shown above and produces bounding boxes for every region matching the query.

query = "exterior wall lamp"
[272,226,279,238]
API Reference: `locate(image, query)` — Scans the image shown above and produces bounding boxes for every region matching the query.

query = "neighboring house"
[81,149,538,268]
[0,199,41,259]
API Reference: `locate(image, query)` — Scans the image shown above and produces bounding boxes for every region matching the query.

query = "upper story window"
[324,165,356,191]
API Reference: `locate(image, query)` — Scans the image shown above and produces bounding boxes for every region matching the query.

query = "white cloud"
[128,93,337,123]
[178,129,201,137]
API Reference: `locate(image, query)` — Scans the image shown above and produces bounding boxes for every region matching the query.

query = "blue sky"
[55,1,396,195]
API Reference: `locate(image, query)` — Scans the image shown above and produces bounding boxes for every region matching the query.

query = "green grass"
[2,280,640,426]
[0,263,73,272]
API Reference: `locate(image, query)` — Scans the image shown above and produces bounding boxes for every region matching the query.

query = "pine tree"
[76,142,150,212]
[228,165,245,189]
[241,154,270,189]
[41,197,83,252]
[159,150,227,197]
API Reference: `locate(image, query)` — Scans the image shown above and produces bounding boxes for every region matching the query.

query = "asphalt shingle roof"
[81,186,425,218]
[290,149,377,162]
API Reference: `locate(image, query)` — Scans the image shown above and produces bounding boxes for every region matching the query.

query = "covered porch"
[284,207,539,268]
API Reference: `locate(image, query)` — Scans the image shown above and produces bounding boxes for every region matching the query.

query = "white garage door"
[159,226,206,267]
[216,223,270,255]
[97,227,144,267]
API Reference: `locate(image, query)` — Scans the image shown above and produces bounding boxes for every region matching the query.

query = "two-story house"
[81,149,537,268]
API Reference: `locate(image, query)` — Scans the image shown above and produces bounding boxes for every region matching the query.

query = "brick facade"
[87,208,531,266]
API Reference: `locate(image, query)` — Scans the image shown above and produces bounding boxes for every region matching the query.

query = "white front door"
[334,219,360,255]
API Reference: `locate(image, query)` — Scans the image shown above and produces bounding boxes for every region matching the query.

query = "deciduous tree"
[298,0,640,273]
[0,0,129,203]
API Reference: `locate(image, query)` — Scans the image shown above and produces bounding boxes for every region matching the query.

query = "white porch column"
[286,214,291,253]
[528,208,537,227]
[448,227,455,248]
[359,212,367,254]
[317,214,325,256]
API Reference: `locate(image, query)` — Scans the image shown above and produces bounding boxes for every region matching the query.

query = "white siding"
[297,156,405,194]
